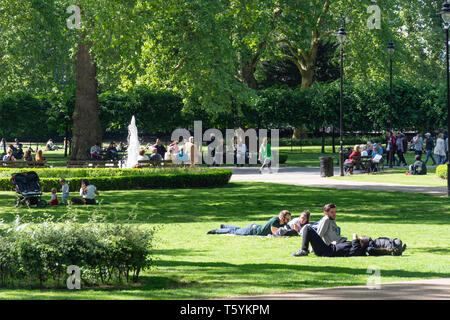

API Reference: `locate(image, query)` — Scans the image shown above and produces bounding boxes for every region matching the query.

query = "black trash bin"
[319,157,334,177]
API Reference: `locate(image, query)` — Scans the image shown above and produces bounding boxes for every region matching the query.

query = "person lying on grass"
[271,210,311,237]
[207,210,291,236]
[292,225,370,257]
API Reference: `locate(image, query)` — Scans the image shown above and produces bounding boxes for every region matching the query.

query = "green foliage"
[436,165,448,180]
[0,168,232,191]
[0,215,155,287]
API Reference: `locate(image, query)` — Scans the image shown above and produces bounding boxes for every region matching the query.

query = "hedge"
[0,220,154,287]
[0,169,232,192]
[436,165,448,180]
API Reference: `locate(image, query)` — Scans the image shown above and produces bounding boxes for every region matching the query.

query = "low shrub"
[279,154,288,164]
[436,164,448,180]
[0,168,232,192]
[0,218,155,287]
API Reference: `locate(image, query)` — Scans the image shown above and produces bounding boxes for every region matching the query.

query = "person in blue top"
[370,143,383,172]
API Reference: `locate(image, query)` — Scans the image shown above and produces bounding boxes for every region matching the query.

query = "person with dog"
[207,210,291,236]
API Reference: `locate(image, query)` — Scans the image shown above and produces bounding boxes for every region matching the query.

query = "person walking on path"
[259,137,273,174]
[395,133,407,167]
[386,131,397,167]
[434,133,447,165]
[424,133,437,166]
[413,132,424,156]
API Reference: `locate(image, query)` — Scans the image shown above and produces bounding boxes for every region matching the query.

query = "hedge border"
[0,169,232,192]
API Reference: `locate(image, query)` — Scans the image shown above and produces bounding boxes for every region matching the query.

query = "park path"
[227,166,447,196]
[221,278,450,300]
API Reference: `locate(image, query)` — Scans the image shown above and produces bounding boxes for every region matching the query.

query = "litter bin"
[319,157,334,177]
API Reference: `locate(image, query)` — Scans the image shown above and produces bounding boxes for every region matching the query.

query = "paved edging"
[217,278,450,300]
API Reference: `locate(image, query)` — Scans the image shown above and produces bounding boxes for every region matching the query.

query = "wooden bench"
[137,160,178,168]
[0,160,48,168]
[67,160,121,168]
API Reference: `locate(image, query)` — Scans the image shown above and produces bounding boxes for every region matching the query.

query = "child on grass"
[50,188,59,206]
[60,178,69,205]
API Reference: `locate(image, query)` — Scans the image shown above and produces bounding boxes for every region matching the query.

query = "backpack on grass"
[366,237,404,256]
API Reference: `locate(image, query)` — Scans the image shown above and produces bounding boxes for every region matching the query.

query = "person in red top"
[386,131,397,167]
[344,145,361,174]
[50,187,59,206]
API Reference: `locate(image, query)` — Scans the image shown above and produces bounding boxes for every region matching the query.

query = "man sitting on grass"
[314,203,347,245]
[207,210,291,236]
[293,225,369,257]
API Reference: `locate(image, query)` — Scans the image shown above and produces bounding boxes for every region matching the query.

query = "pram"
[11,171,47,208]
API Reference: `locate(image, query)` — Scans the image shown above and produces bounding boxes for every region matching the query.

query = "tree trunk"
[241,62,258,89]
[332,125,336,153]
[321,127,325,153]
[70,42,102,160]
[300,67,314,89]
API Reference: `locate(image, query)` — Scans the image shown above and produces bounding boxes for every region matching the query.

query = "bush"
[279,154,288,164]
[0,218,155,287]
[436,165,448,180]
[0,168,232,192]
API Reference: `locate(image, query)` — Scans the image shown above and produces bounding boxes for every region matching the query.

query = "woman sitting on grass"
[71,179,99,205]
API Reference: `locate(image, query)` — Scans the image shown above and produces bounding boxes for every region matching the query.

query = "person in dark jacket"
[292,225,369,257]
[152,139,167,158]
[424,133,436,165]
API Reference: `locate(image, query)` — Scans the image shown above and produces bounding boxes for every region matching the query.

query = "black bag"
[366,237,403,256]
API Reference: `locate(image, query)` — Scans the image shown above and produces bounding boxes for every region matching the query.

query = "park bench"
[137,159,178,168]
[66,160,121,168]
[0,160,48,168]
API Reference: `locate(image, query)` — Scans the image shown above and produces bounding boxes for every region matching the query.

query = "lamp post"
[440,1,450,196]
[337,26,347,176]
[387,40,395,168]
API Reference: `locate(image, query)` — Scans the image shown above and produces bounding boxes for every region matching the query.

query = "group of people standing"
[207,203,407,258]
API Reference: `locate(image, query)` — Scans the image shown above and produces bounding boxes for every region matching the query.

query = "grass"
[0,182,448,299]
[331,171,447,187]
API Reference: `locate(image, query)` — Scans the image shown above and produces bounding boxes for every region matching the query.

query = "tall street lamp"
[337,26,347,176]
[440,1,450,196]
[387,40,395,168]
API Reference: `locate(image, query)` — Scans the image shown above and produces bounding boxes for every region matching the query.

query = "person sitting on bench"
[207,210,291,236]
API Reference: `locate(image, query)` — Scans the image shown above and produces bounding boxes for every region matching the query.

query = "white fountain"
[125,116,141,168]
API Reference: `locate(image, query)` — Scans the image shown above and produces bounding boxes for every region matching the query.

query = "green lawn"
[0,182,449,299]
[331,170,446,187]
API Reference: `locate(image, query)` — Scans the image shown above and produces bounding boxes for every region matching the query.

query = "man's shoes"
[402,243,407,254]
[206,229,216,235]
[292,250,309,257]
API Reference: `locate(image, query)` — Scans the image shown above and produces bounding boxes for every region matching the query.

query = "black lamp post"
[440,1,450,196]
[337,26,347,176]
[387,40,395,168]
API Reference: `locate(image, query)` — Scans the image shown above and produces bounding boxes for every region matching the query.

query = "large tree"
[0,0,144,159]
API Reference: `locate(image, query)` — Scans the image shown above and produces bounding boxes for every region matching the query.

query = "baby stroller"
[11,171,47,208]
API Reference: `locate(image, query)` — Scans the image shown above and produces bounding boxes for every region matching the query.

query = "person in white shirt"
[234,141,247,167]
[71,179,99,205]
[288,210,311,235]
[137,148,150,162]
[60,178,70,205]
[434,133,447,165]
